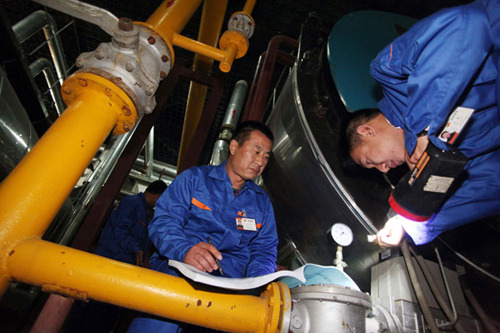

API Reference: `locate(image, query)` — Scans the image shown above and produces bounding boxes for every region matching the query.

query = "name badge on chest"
[236,217,257,231]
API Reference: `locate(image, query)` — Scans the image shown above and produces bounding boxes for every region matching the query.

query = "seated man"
[346,0,500,246]
[128,121,279,333]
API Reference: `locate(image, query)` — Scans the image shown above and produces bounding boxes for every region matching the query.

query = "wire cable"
[437,237,500,283]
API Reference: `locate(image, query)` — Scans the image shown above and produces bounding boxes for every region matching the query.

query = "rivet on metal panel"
[122,105,132,116]
[78,79,87,87]
[63,86,72,95]
[126,61,136,72]
[105,88,112,97]
[161,55,169,63]
[123,124,130,132]
[160,71,167,79]
[148,36,156,45]
[95,49,105,60]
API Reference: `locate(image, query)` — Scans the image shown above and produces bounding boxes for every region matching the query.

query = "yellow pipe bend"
[8,239,289,333]
[0,72,135,295]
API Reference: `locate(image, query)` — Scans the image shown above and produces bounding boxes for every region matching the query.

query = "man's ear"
[356,124,376,138]
[229,139,238,156]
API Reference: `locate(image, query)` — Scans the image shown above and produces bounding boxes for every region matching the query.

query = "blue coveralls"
[95,192,151,264]
[370,0,500,244]
[128,161,278,332]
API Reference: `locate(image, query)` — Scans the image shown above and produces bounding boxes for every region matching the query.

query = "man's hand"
[376,215,406,247]
[136,250,144,266]
[405,135,429,169]
[184,241,222,273]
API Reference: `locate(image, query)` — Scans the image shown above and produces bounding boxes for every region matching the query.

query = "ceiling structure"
[1,0,471,168]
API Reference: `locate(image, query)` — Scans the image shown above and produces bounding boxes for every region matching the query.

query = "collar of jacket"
[208,161,265,195]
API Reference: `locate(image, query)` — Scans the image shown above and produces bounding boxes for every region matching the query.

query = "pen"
[206,236,224,276]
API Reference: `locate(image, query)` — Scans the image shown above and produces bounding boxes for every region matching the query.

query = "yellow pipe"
[171,33,225,61]
[177,0,227,172]
[146,0,203,40]
[8,239,289,333]
[243,0,257,15]
[0,73,136,295]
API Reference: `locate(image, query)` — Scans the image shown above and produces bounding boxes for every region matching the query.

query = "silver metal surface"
[265,64,390,290]
[289,284,371,333]
[0,67,39,182]
[29,58,65,116]
[32,0,119,37]
[210,80,247,166]
[13,9,68,85]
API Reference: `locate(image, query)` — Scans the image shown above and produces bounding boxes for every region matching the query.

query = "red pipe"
[243,35,298,122]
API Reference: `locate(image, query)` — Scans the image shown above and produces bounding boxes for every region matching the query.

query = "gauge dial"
[330,223,353,246]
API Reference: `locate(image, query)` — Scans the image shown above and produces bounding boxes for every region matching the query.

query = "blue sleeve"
[112,197,143,254]
[370,3,492,153]
[148,170,197,262]
[245,199,278,277]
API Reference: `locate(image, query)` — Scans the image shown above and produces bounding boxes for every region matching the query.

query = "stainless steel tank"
[264,18,397,291]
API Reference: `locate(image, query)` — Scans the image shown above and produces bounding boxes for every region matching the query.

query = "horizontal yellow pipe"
[172,33,225,61]
[8,239,287,332]
[0,73,135,295]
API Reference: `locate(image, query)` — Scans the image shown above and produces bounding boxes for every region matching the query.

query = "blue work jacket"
[94,193,151,264]
[149,161,278,278]
[370,0,500,244]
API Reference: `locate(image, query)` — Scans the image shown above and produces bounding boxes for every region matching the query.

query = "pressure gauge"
[330,223,353,247]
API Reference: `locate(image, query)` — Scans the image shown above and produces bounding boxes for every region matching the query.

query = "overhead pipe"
[244,35,299,121]
[210,79,248,165]
[29,58,65,117]
[177,0,228,173]
[144,127,155,177]
[13,10,69,85]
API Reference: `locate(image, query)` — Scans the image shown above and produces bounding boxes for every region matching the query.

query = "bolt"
[148,36,156,45]
[63,86,72,95]
[95,49,105,60]
[105,88,112,97]
[161,55,169,63]
[76,57,84,68]
[160,71,167,79]
[118,17,133,31]
[78,78,87,87]
[125,61,136,72]
[122,105,132,116]
[123,124,130,132]
[291,315,303,329]
[145,85,155,96]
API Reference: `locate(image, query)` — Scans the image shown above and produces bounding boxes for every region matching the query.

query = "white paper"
[169,260,306,290]
[168,260,360,291]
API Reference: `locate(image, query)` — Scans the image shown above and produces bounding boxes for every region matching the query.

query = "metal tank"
[263,15,397,291]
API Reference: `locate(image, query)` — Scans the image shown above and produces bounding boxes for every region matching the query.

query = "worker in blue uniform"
[347,0,500,246]
[95,179,168,265]
[127,121,278,333]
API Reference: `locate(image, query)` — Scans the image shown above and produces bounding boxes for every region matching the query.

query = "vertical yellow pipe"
[0,73,135,295]
[8,239,286,333]
[177,0,228,172]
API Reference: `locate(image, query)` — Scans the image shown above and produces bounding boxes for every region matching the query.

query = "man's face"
[227,130,272,184]
[350,127,407,173]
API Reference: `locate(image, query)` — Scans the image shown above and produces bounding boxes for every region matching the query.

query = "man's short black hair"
[233,120,274,145]
[345,108,381,152]
[146,180,168,194]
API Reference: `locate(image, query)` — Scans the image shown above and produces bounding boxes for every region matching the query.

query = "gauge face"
[330,223,353,246]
